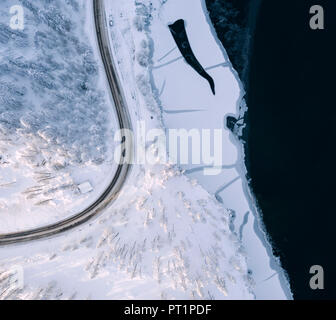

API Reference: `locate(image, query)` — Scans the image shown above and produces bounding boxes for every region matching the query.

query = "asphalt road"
[0,0,133,245]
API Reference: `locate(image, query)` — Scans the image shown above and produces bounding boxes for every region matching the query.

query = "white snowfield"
[117,0,292,299]
[0,0,119,233]
[0,0,292,300]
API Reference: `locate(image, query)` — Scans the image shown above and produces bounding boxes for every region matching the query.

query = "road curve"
[0,0,133,245]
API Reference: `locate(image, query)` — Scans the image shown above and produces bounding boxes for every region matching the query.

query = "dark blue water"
[206,0,336,299]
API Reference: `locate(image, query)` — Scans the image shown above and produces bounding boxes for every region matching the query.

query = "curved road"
[0,0,132,245]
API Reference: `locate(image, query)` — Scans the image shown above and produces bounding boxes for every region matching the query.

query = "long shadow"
[168,19,216,95]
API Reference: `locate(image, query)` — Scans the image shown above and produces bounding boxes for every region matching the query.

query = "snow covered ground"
[0,0,259,300]
[111,0,292,299]
[1,161,255,299]
[0,0,119,232]
[0,0,292,300]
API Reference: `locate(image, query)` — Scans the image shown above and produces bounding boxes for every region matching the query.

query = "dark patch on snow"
[168,19,215,95]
